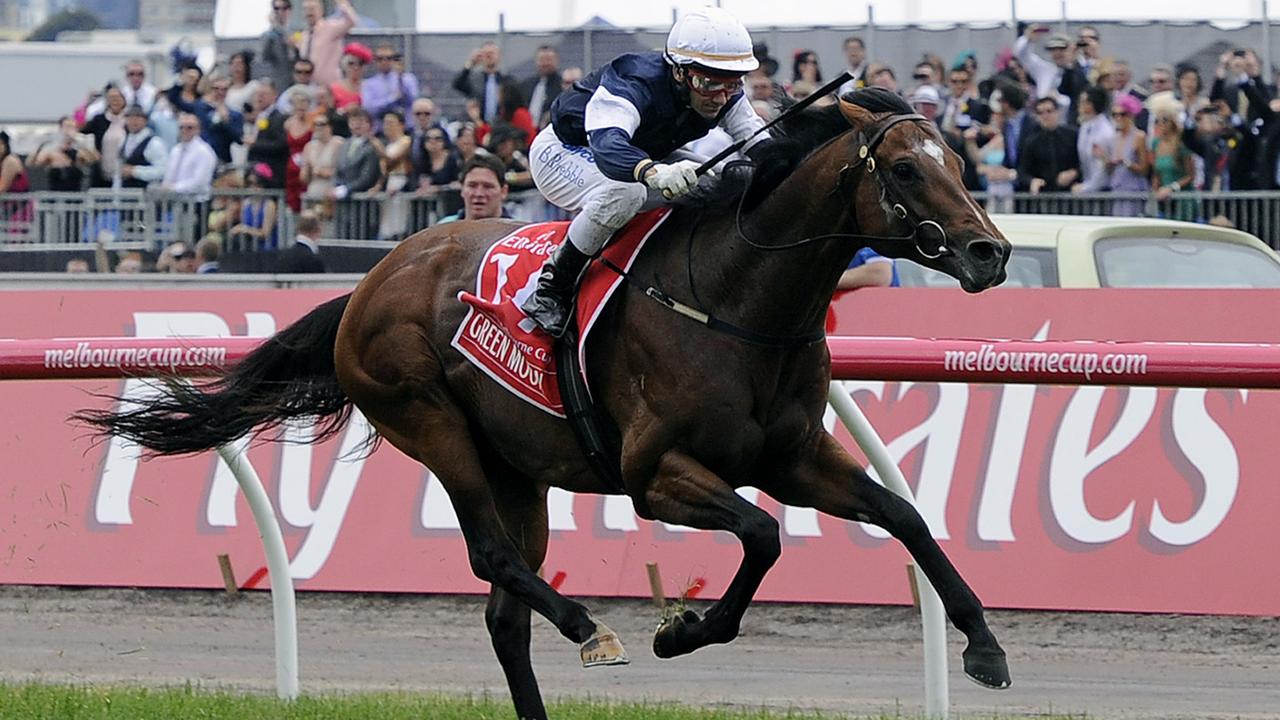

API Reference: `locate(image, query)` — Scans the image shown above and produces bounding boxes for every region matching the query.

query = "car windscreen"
[898,247,1055,288]
[1094,236,1280,288]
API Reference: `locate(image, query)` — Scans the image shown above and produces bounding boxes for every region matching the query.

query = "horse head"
[837,97,1010,292]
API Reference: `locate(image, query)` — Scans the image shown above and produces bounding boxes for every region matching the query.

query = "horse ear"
[838,99,875,128]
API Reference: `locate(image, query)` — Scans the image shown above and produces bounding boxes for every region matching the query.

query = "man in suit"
[452,41,504,122]
[997,83,1037,190]
[330,107,381,239]
[1018,96,1080,194]
[246,79,289,189]
[276,210,327,273]
[521,45,562,129]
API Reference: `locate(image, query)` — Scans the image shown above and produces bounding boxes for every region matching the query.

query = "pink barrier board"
[0,288,1276,616]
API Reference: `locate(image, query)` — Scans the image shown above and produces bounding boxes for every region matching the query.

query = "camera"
[1233,49,1247,58]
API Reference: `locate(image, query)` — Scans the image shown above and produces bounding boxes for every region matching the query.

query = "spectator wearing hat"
[118,104,167,189]
[909,85,979,190]
[363,43,418,123]
[161,242,198,273]
[1103,92,1151,215]
[838,36,868,96]
[452,41,504,122]
[1015,23,1088,125]
[298,0,358,88]
[1019,96,1080,194]
[276,210,327,273]
[332,42,371,112]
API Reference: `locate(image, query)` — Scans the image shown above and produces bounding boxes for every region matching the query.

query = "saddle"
[451,208,673,490]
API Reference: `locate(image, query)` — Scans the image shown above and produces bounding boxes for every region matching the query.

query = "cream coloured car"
[899,214,1280,288]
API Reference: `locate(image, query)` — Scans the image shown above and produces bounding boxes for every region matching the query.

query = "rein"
[596,108,949,349]
[734,112,952,259]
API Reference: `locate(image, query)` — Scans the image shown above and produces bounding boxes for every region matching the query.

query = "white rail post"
[827,382,948,720]
[216,444,300,700]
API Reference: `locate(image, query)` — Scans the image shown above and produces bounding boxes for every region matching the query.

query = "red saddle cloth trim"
[451,208,672,417]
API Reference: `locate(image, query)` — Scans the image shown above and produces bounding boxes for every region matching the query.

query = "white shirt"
[162,137,218,197]
[87,82,158,117]
[1076,114,1115,192]
[1014,36,1069,115]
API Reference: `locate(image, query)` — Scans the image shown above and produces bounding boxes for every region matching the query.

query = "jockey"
[520,7,768,337]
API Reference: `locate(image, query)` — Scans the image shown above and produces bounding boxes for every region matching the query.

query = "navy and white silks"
[528,52,767,256]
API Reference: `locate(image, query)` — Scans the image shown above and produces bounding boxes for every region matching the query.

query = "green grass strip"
[0,683,1087,720]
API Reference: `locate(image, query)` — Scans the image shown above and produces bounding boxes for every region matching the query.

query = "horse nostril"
[966,238,1004,266]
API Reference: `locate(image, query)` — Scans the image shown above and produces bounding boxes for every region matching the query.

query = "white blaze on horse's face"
[921,139,946,168]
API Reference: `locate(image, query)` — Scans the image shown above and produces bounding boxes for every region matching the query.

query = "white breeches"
[529,124,649,256]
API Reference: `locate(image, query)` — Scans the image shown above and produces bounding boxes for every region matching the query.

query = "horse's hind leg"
[484,470,551,720]
[636,450,782,658]
[763,433,1011,689]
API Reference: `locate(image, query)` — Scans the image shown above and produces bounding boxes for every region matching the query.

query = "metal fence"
[0,187,562,252]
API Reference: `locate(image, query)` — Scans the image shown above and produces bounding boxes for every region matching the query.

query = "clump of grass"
[0,683,1087,720]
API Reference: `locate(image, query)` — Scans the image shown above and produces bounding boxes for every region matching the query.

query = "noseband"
[735,110,951,258]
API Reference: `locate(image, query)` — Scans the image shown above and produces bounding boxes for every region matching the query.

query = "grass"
[0,683,1089,720]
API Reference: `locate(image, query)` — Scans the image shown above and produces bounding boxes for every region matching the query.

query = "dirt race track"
[0,586,1276,719]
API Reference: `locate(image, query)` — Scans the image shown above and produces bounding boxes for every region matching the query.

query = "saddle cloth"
[451,208,673,417]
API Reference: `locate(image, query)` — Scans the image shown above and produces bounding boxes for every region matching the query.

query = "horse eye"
[892,162,917,180]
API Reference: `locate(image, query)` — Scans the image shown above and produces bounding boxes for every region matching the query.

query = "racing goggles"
[686,70,744,96]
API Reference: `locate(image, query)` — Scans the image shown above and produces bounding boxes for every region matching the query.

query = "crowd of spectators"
[8,6,1280,273]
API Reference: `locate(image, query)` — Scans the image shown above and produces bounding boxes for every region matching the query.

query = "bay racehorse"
[79,88,1012,719]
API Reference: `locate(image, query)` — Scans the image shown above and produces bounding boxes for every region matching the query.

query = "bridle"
[734,109,952,260]
[599,107,958,347]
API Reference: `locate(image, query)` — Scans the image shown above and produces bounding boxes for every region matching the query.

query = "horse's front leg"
[761,433,1011,689]
[635,449,782,658]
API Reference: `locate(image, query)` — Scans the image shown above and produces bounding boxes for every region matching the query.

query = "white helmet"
[665,7,759,74]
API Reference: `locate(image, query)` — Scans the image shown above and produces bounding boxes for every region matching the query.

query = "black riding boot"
[521,241,593,337]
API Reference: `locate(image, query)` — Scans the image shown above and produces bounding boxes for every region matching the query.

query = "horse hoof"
[580,621,629,668]
[652,609,700,659]
[962,644,1011,689]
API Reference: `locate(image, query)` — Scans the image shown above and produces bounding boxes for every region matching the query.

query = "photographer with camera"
[32,117,100,192]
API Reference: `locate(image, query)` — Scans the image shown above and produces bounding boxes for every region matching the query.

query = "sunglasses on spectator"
[179,123,200,130]
[377,54,401,61]
[294,67,313,74]
[1079,34,1098,41]
[126,70,144,77]
[273,3,290,9]
[1110,111,1129,117]
[414,110,433,116]
[426,134,445,140]
[1036,108,1057,116]
[949,78,967,85]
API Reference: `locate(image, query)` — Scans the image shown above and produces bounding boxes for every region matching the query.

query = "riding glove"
[644,160,701,199]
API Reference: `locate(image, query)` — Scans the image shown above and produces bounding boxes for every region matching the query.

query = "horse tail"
[75,293,355,456]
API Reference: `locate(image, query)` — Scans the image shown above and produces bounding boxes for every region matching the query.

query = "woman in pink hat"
[1105,93,1151,216]
[331,42,371,112]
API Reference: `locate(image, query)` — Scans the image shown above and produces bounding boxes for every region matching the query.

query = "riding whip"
[695,70,854,176]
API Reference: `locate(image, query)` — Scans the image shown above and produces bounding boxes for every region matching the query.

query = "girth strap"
[598,257,826,348]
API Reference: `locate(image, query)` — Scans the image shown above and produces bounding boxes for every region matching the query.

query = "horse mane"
[680,87,913,213]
